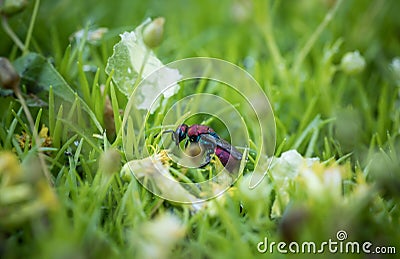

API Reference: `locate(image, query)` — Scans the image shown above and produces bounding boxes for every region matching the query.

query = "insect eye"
[176,129,185,143]
[175,124,188,142]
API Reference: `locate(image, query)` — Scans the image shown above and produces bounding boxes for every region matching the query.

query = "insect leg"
[198,135,217,168]
[173,133,179,145]
[199,153,213,168]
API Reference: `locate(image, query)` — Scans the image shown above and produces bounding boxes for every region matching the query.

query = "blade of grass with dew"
[59,44,72,76]
[77,61,92,109]
[109,82,122,135]
[33,108,42,137]
[10,109,30,134]
[91,68,104,125]
[48,86,55,135]
[52,104,64,149]
[4,107,22,150]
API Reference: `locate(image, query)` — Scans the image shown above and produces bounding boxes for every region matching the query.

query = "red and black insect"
[164,124,243,172]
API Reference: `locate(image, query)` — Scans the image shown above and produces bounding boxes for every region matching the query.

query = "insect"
[163,124,243,172]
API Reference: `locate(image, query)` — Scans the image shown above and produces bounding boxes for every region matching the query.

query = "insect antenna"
[154,129,174,138]
[155,129,180,145]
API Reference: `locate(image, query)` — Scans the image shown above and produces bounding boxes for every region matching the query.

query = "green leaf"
[105,19,152,97]
[105,18,180,113]
[12,52,103,133]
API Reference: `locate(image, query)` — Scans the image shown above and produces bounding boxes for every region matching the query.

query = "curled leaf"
[105,18,180,113]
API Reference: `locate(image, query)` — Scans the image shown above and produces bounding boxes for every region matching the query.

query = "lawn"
[1,0,399,258]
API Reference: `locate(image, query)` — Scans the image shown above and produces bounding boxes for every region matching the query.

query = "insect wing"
[198,134,217,156]
[200,134,242,160]
[197,134,217,167]
[214,136,243,160]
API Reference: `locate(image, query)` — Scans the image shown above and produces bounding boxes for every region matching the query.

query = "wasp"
[163,124,243,172]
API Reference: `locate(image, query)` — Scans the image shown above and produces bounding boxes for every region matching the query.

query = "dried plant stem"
[1,15,24,51]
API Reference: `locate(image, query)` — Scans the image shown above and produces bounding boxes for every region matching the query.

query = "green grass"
[1,0,400,258]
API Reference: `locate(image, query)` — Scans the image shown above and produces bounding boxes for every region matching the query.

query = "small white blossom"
[390,57,400,73]
[269,150,348,217]
[70,27,108,44]
[231,0,253,23]
[389,57,400,85]
[269,150,319,181]
[340,50,366,75]
[138,214,186,259]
